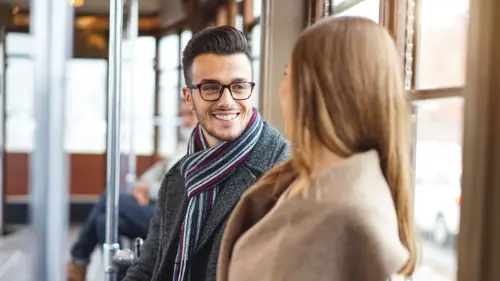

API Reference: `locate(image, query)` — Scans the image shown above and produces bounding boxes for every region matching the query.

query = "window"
[120,36,156,155]
[236,14,244,31]
[251,23,261,109]
[334,0,380,23]
[6,32,33,57]
[159,34,181,157]
[410,1,469,279]
[5,33,35,153]
[180,30,192,67]
[253,0,262,17]
[65,59,107,154]
[5,57,35,152]
[416,0,469,89]
[413,98,463,281]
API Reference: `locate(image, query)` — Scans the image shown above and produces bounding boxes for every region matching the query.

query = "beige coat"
[217,150,410,281]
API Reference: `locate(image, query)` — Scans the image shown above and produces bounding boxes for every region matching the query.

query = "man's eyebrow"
[196,78,250,84]
[197,79,220,84]
[231,78,249,83]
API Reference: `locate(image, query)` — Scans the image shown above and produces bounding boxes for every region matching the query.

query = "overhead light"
[12,6,19,15]
[72,0,84,8]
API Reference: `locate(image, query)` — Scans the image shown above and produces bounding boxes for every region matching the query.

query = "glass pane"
[121,60,155,155]
[159,115,179,157]
[133,36,156,60]
[236,15,244,31]
[413,97,463,281]
[253,0,261,17]
[334,0,380,23]
[65,59,107,154]
[252,59,260,109]
[121,118,155,155]
[160,70,180,94]
[416,0,470,89]
[180,30,193,66]
[122,60,155,118]
[251,24,261,57]
[6,32,33,56]
[5,58,34,152]
[159,85,179,157]
[159,35,179,70]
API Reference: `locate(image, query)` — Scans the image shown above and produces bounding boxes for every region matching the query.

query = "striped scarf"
[173,107,263,281]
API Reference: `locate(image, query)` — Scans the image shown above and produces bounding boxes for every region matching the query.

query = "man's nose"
[217,87,234,106]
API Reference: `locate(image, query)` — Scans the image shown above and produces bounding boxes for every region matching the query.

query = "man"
[123,26,290,281]
[67,101,197,281]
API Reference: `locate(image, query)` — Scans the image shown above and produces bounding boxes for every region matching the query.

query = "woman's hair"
[253,16,417,275]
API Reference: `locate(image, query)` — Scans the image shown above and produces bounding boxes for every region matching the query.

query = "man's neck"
[201,128,220,148]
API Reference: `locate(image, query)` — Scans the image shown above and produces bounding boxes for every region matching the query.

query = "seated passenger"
[217,16,418,281]
[67,102,197,281]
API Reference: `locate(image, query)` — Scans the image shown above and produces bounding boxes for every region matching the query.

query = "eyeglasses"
[187,82,255,101]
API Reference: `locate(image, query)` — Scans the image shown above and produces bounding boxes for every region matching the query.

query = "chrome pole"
[0,27,5,237]
[30,0,73,280]
[103,0,124,279]
[126,0,138,189]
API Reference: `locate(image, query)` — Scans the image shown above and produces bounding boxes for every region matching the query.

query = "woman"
[217,16,417,281]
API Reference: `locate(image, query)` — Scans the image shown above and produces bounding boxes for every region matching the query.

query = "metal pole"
[30,0,73,280]
[103,0,124,279]
[0,27,5,236]
[126,0,138,189]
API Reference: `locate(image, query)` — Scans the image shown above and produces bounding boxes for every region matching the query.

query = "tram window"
[252,59,260,108]
[253,0,261,17]
[65,59,107,154]
[133,36,156,60]
[5,58,35,152]
[6,33,33,57]
[160,35,179,70]
[412,97,463,281]
[333,0,380,23]
[180,30,193,66]
[121,37,156,155]
[251,24,261,58]
[159,34,182,157]
[121,61,156,155]
[158,77,179,157]
[416,0,469,89]
[160,70,179,91]
[236,15,244,31]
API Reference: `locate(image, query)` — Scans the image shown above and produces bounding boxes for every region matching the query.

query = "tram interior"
[0,0,499,280]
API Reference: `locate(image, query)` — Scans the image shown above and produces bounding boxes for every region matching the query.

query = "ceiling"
[0,0,160,15]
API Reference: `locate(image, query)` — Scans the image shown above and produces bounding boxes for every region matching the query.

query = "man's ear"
[182,87,194,111]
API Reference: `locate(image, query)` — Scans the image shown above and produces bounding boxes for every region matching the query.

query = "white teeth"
[214,114,237,121]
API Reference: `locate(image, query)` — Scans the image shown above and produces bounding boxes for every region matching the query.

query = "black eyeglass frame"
[186,82,256,101]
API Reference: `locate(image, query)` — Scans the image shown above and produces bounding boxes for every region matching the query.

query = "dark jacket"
[123,121,290,281]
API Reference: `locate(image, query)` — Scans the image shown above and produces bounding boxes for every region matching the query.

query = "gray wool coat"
[123,121,290,281]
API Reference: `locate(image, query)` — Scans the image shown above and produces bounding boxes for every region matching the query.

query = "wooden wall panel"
[5,153,155,197]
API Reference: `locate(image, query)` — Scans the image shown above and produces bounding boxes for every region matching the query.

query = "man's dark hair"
[182,26,251,85]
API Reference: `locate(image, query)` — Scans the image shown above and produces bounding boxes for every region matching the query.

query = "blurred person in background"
[67,100,197,281]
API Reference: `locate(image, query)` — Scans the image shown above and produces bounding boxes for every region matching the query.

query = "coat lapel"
[195,165,257,253]
[157,173,187,280]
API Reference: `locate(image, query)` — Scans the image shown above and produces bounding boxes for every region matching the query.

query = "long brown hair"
[253,16,417,275]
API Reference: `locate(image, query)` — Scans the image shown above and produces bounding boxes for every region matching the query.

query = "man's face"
[183,53,254,145]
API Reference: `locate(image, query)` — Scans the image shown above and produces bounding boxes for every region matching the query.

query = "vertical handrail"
[126,0,139,189]
[30,0,73,280]
[103,0,124,280]
[0,27,5,237]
